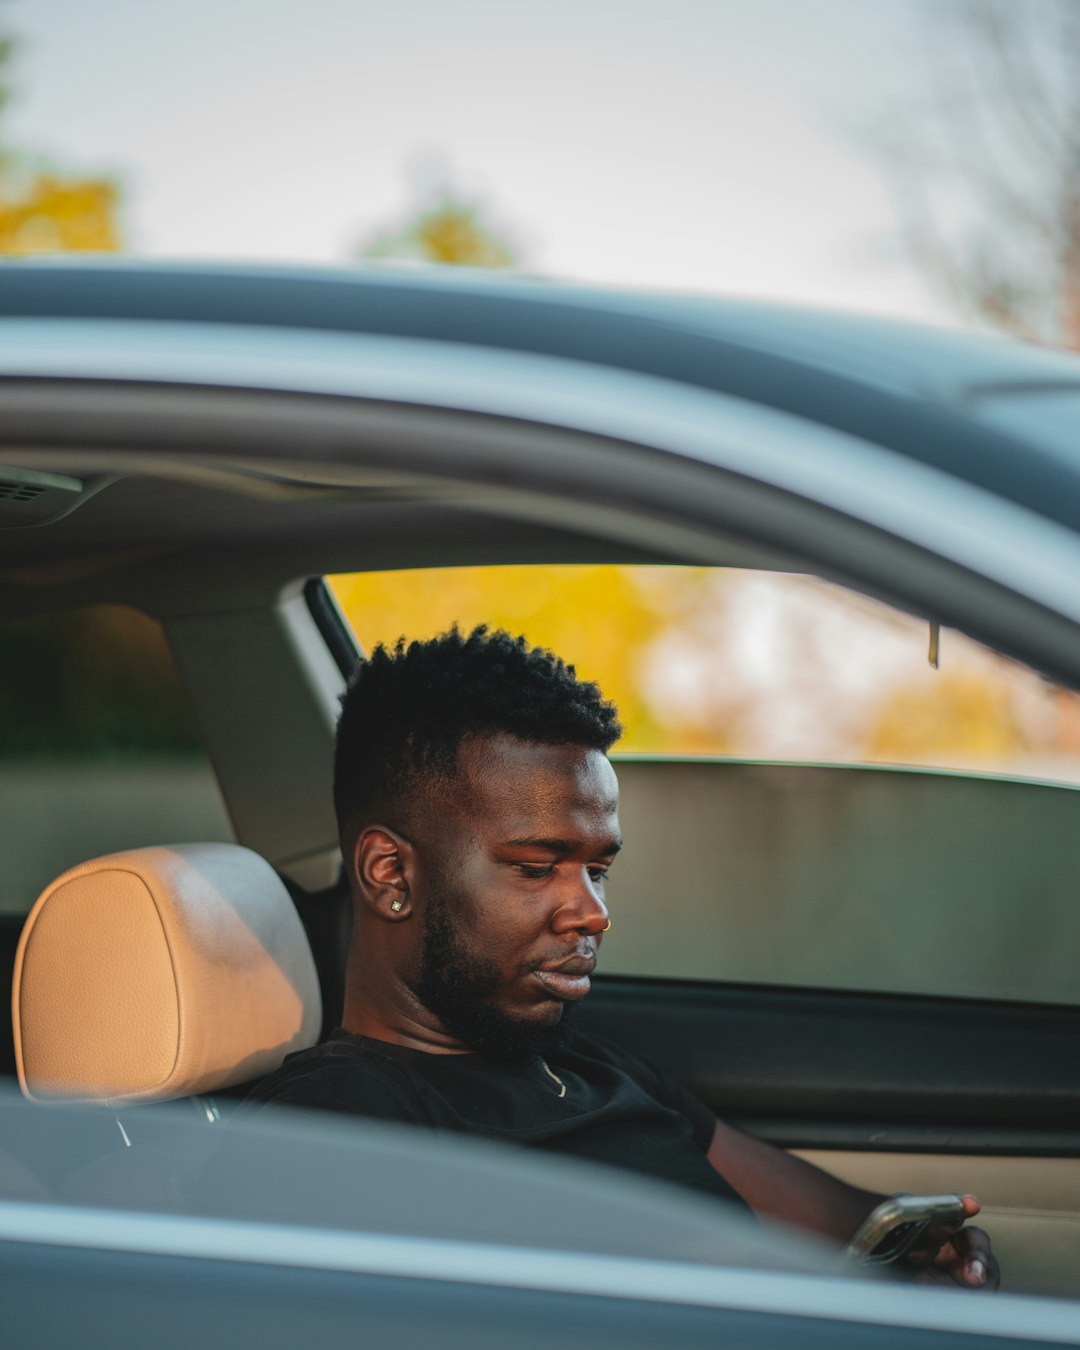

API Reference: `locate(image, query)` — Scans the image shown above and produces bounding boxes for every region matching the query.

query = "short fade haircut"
[333,624,622,847]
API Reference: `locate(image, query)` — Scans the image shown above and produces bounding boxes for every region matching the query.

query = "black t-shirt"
[244,1029,748,1211]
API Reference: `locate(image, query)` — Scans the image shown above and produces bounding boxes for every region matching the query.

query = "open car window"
[327,565,1080,1007]
[328,564,1079,776]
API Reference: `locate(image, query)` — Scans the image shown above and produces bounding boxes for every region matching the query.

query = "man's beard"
[415,883,579,1065]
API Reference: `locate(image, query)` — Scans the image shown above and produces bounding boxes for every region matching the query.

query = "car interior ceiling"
[6,397,1080,695]
[0,461,724,616]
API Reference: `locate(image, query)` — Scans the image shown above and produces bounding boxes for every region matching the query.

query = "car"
[3,258,1080,1346]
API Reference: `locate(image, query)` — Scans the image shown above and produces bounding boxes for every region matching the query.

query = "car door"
[6,264,1080,1305]
[582,760,1080,1301]
[323,556,1080,1303]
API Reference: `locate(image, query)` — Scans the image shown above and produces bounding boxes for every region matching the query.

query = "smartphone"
[845,1193,968,1265]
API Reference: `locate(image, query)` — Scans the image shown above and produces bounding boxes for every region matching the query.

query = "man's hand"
[904,1195,1000,1291]
[704,1122,1002,1291]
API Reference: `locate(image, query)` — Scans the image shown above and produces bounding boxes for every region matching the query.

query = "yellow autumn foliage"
[331,564,687,749]
[0,172,120,255]
[0,32,122,256]
[862,669,1027,762]
[362,190,516,268]
[329,563,1071,771]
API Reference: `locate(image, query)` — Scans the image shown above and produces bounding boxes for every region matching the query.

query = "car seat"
[9,842,322,1201]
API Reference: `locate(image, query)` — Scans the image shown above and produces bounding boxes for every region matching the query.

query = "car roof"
[3,258,1080,528]
[5,258,1080,698]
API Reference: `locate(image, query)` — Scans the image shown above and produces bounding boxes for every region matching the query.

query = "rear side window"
[0,604,234,914]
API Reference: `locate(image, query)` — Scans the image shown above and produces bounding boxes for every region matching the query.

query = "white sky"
[4,0,963,322]
[10,0,1073,773]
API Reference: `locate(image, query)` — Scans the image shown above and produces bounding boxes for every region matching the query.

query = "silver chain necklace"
[540,1059,567,1099]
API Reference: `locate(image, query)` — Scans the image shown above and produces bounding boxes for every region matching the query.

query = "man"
[250,625,998,1287]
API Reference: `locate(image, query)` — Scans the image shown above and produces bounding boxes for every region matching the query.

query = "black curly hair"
[333,624,622,847]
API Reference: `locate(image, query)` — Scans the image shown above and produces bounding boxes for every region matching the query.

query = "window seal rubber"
[303,577,359,679]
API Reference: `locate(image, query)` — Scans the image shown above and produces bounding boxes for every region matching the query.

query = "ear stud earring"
[391,899,404,912]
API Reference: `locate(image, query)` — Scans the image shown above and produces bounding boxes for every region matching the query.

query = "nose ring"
[602,919,612,933]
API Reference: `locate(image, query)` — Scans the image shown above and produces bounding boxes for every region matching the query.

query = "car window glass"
[0,604,233,915]
[327,565,1080,1006]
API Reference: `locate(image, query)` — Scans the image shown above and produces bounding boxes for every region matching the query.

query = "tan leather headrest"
[12,843,322,1107]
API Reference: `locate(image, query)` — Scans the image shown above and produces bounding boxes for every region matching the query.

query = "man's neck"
[340,1001,473,1055]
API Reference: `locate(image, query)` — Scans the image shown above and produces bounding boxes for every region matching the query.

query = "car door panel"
[582,979,1080,1298]
[795,1150,1080,1299]
[581,978,1080,1152]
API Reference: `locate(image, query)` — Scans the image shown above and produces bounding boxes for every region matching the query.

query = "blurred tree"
[0,606,202,759]
[330,565,736,753]
[878,0,1080,347]
[0,174,119,254]
[863,668,1026,764]
[0,24,121,255]
[864,0,1080,768]
[359,165,517,268]
[331,563,1080,774]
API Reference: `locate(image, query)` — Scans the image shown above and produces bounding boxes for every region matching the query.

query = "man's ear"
[352,826,414,920]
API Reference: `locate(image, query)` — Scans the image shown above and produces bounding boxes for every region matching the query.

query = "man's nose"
[552,869,608,935]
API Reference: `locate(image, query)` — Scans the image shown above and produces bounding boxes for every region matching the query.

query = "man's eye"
[588,868,610,882]
[516,864,554,879]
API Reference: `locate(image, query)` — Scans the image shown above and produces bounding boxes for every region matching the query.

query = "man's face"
[413,733,621,1061]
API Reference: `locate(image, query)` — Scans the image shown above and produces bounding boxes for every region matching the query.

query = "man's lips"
[533,952,596,1001]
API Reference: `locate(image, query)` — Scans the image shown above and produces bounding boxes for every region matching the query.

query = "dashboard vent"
[0,467,84,526]
[0,481,46,504]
